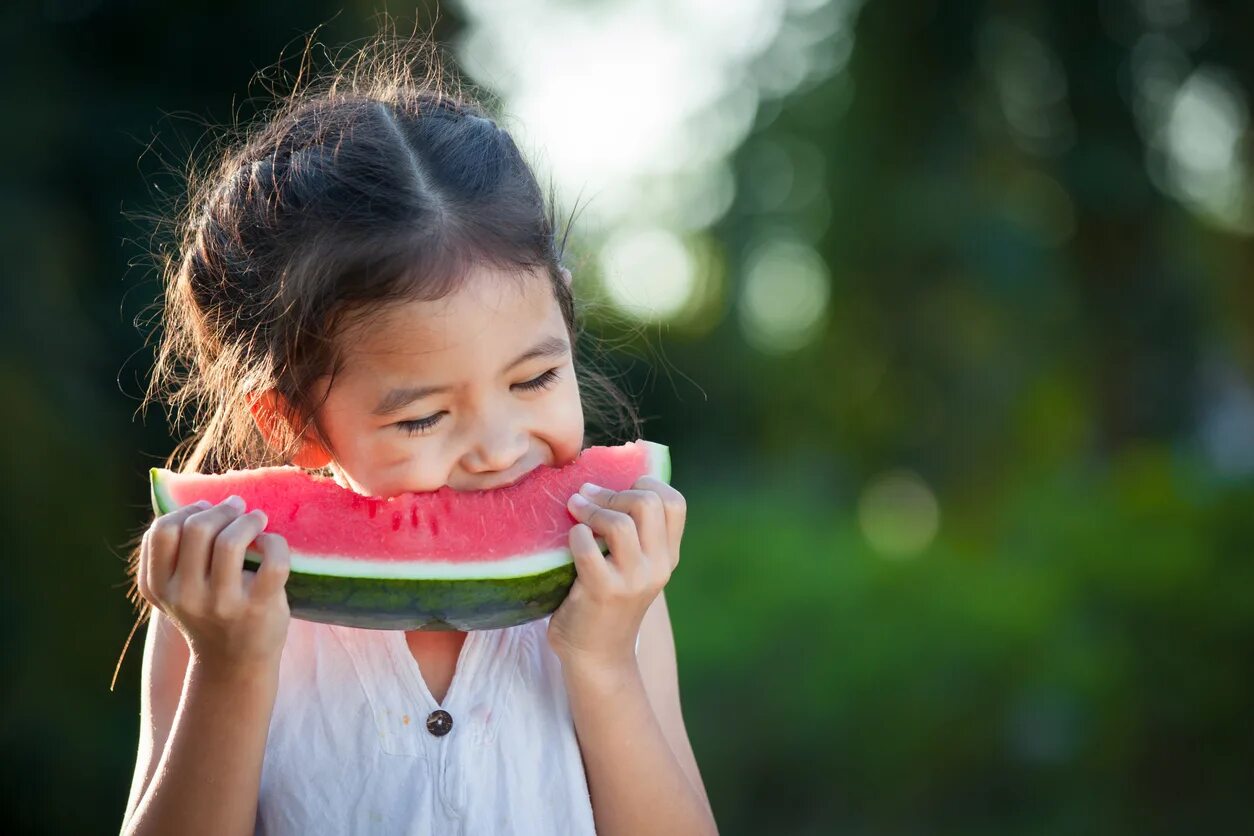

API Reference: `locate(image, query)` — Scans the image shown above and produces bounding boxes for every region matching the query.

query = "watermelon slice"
[148,440,669,631]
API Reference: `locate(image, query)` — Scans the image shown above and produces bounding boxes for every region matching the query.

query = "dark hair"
[114,31,638,685]
[151,34,637,474]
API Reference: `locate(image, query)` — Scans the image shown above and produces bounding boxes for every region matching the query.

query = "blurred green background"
[4,1,1254,833]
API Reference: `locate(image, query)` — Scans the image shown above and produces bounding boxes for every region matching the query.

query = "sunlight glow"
[453,0,862,323]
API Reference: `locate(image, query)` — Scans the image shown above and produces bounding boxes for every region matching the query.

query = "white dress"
[255,614,606,835]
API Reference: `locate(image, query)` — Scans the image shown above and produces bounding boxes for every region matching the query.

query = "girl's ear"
[249,390,332,469]
[559,266,572,286]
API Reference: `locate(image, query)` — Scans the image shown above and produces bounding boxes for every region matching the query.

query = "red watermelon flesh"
[147,440,671,630]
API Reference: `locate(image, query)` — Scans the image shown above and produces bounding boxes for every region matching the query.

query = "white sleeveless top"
[256,614,608,835]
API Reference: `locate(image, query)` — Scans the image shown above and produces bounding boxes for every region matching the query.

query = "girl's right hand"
[137,495,292,672]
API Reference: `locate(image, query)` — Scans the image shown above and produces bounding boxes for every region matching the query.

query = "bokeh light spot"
[1158,67,1254,233]
[738,237,830,353]
[598,228,698,321]
[857,470,941,558]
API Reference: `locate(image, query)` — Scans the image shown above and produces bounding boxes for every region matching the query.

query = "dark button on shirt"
[426,709,453,737]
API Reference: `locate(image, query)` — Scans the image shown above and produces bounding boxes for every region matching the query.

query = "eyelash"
[514,367,561,393]
[395,414,444,436]
[395,368,562,436]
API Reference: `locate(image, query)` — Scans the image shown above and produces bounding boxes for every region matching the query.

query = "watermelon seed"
[411,507,419,528]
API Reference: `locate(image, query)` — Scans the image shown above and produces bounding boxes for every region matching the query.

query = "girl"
[120,35,716,836]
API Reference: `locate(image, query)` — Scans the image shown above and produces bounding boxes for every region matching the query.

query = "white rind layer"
[644,440,670,483]
[282,546,575,580]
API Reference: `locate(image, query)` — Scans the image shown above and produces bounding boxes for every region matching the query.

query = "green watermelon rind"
[147,441,671,631]
[242,559,579,631]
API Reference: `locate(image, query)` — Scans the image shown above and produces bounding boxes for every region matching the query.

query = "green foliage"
[670,463,1254,835]
[5,0,1254,833]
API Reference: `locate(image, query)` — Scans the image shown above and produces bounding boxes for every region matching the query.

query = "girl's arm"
[120,612,279,836]
[563,591,717,836]
[548,474,717,834]
[121,498,292,836]
[121,610,188,828]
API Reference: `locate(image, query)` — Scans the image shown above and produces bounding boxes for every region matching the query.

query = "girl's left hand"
[547,476,686,672]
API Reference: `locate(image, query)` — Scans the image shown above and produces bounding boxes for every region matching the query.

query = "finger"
[579,483,668,558]
[177,496,247,587]
[136,529,156,610]
[632,476,686,568]
[246,533,291,603]
[567,494,647,583]
[147,500,212,599]
[209,509,269,600]
[568,522,615,590]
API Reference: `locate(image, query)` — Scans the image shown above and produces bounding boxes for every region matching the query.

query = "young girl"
[120,37,716,836]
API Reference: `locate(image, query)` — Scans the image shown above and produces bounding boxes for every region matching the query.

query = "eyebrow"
[371,335,571,416]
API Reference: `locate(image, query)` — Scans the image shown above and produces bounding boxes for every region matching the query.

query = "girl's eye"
[395,412,445,436]
[394,370,559,436]
[513,368,561,392]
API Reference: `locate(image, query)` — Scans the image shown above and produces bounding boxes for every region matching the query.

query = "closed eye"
[395,412,445,435]
[394,369,561,436]
[513,368,561,392]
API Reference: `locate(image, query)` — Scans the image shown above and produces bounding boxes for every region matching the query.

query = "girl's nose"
[462,426,529,475]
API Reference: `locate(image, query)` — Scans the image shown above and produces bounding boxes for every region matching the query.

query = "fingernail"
[194,500,212,509]
[578,483,601,498]
[251,509,268,526]
[224,495,246,511]
[568,493,590,510]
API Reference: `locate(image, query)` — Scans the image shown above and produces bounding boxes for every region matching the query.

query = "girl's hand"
[547,476,686,673]
[137,496,292,674]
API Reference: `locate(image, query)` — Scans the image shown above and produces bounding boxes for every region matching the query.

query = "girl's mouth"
[464,462,539,492]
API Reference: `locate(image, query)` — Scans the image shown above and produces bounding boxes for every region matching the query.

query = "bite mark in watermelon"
[148,440,670,630]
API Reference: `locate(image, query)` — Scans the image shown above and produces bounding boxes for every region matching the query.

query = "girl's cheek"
[395,446,452,493]
[343,435,438,496]
[545,381,586,465]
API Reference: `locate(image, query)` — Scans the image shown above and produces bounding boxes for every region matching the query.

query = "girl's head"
[275,265,586,496]
[146,37,636,497]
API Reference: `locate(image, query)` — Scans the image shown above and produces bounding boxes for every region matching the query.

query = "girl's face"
[310,266,585,498]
